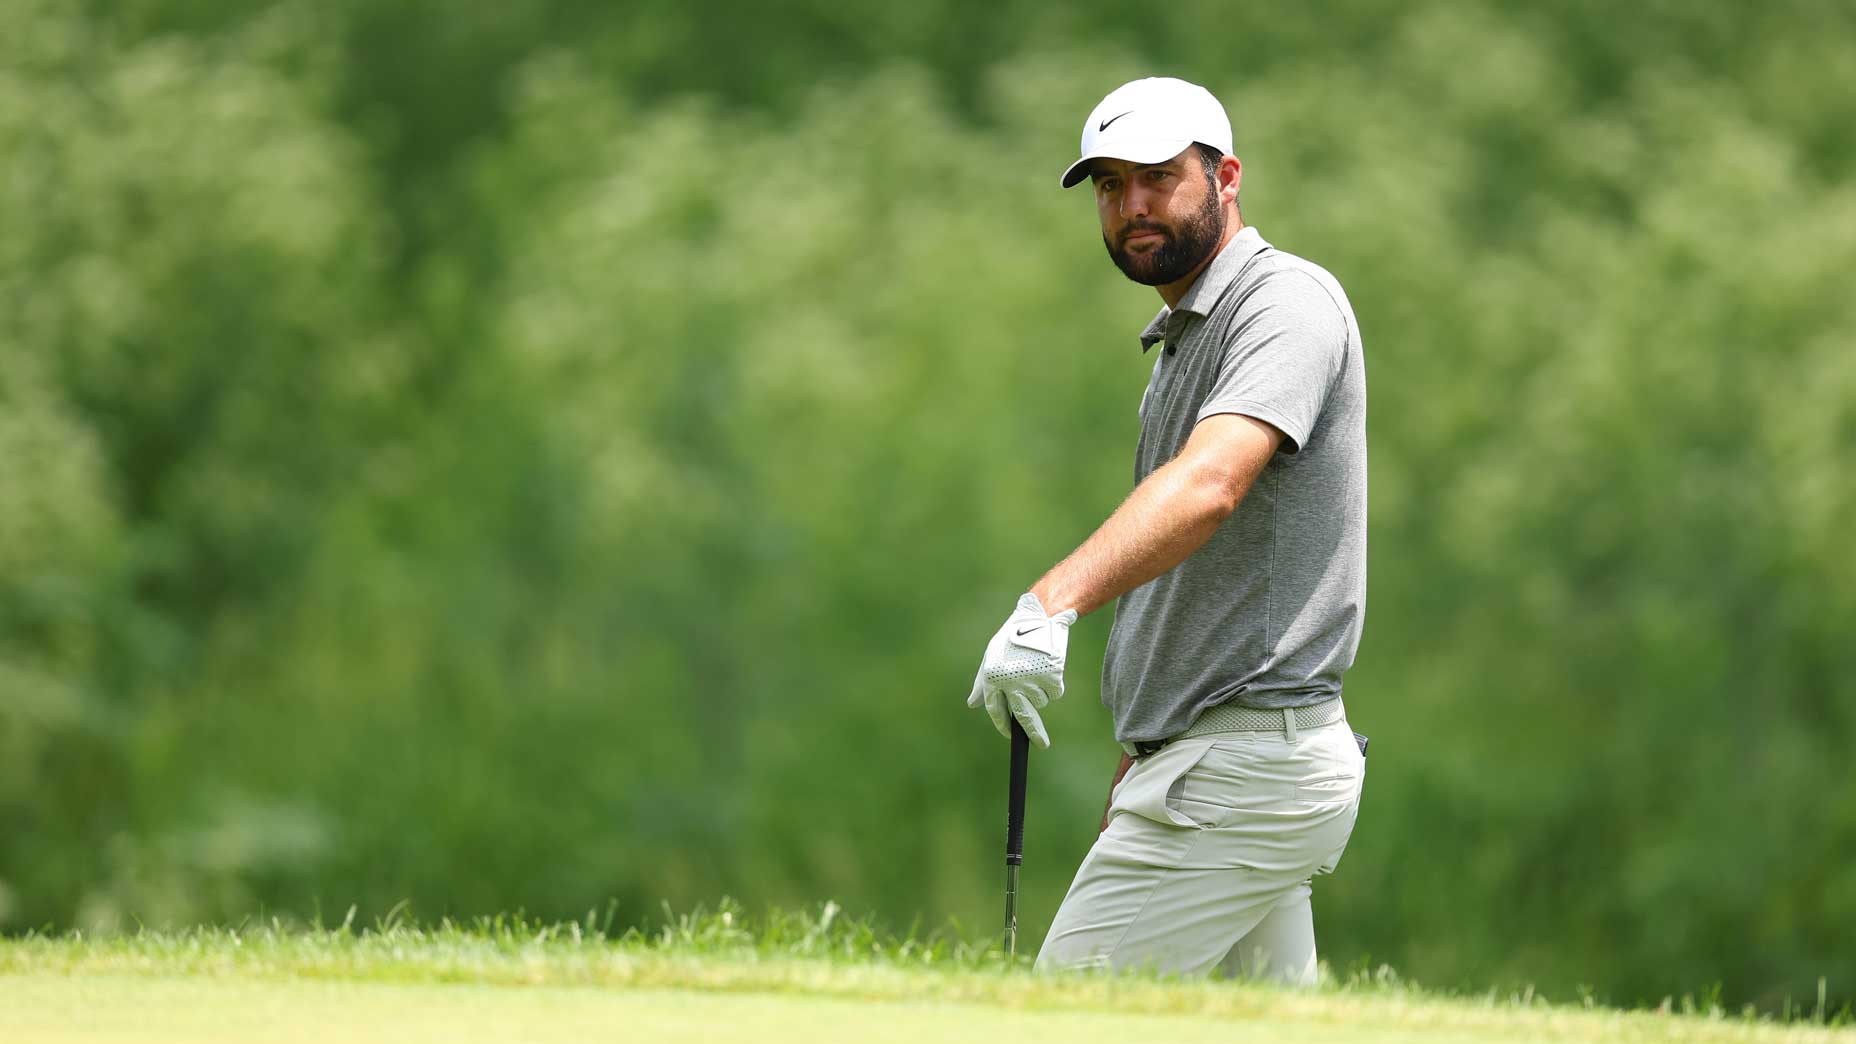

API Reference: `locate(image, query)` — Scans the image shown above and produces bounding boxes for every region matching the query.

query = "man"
[966,76,1368,983]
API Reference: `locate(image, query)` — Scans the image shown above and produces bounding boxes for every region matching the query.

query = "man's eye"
[1146,170,1170,183]
[1099,179,1120,193]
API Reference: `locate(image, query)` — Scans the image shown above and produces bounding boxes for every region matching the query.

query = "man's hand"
[966,593,1078,749]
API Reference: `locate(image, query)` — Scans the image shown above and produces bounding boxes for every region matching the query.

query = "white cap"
[1060,77,1233,188]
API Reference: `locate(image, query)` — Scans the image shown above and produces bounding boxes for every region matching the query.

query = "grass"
[1,902,1848,1043]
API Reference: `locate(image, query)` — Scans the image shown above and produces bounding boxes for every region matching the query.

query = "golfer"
[966,76,1367,983]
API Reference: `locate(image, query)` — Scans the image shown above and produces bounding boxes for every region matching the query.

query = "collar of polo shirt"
[1138,227,1272,354]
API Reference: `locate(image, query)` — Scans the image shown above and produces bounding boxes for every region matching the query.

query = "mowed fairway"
[0,974,1562,1044]
[1,922,1846,1044]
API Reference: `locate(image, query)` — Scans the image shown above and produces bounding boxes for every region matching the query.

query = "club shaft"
[1004,863,1020,955]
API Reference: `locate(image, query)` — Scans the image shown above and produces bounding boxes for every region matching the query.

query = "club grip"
[1006,719,1029,865]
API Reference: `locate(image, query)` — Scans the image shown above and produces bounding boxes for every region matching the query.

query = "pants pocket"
[1295,773,1357,803]
[1314,759,1365,875]
[1113,742,1219,829]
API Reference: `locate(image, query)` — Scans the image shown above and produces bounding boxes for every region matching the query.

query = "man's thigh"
[1036,829,1304,975]
[1036,728,1361,975]
[1219,880,1317,985]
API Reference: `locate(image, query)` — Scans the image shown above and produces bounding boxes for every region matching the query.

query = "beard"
[1103,187,1225,286]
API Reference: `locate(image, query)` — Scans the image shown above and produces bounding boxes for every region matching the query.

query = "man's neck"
[1156,216,1245,310]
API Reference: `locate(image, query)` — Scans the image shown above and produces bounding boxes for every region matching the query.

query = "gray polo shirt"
[1102,226,1367,744]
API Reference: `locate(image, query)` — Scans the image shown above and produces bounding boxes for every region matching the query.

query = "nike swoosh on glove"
[966,592,1079,749]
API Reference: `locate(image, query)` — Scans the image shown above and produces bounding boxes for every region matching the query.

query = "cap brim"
[1059,137,1195,188]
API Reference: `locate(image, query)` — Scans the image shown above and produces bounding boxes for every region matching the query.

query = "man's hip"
[1038,711,1365,975]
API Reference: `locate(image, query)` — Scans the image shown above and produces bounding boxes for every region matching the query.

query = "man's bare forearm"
[1030,415,1279,617]
[1030,457,1230,617]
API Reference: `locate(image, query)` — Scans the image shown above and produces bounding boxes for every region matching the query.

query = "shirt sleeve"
[1194,268,1348,453]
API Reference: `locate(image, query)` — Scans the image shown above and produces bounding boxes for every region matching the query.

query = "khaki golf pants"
[1035,711,1365,983]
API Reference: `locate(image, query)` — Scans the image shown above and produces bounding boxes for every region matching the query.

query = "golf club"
[1004,717,1029,955]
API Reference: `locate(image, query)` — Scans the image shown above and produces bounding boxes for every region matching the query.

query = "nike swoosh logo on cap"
[1098,111,1133,132]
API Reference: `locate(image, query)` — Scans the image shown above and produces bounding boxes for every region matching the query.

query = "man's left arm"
[1033,270,1347,621]
[970,272,1348,747]
[1031,412,1283,617]
[965,413,1281,747]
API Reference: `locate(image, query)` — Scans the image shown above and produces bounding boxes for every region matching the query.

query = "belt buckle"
[1130,738,1167,757]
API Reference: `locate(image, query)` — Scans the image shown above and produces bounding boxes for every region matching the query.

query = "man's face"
[1091,150,1225,287]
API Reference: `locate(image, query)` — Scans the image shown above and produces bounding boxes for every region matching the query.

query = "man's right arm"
[1100,753,1135,832]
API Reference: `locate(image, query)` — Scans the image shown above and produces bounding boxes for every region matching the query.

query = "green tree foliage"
[4,0,1854,1013]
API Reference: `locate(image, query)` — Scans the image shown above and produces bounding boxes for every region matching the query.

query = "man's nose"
[1119,185,1152,219]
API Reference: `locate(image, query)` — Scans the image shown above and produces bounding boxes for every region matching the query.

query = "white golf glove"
[966,593,1078,749]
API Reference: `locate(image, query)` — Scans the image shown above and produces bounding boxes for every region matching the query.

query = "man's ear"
[1219,155,1243,207]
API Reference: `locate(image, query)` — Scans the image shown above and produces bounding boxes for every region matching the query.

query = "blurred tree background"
[4,0,1854,1013]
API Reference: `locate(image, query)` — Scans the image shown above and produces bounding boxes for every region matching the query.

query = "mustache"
[1118,221,1170,245]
